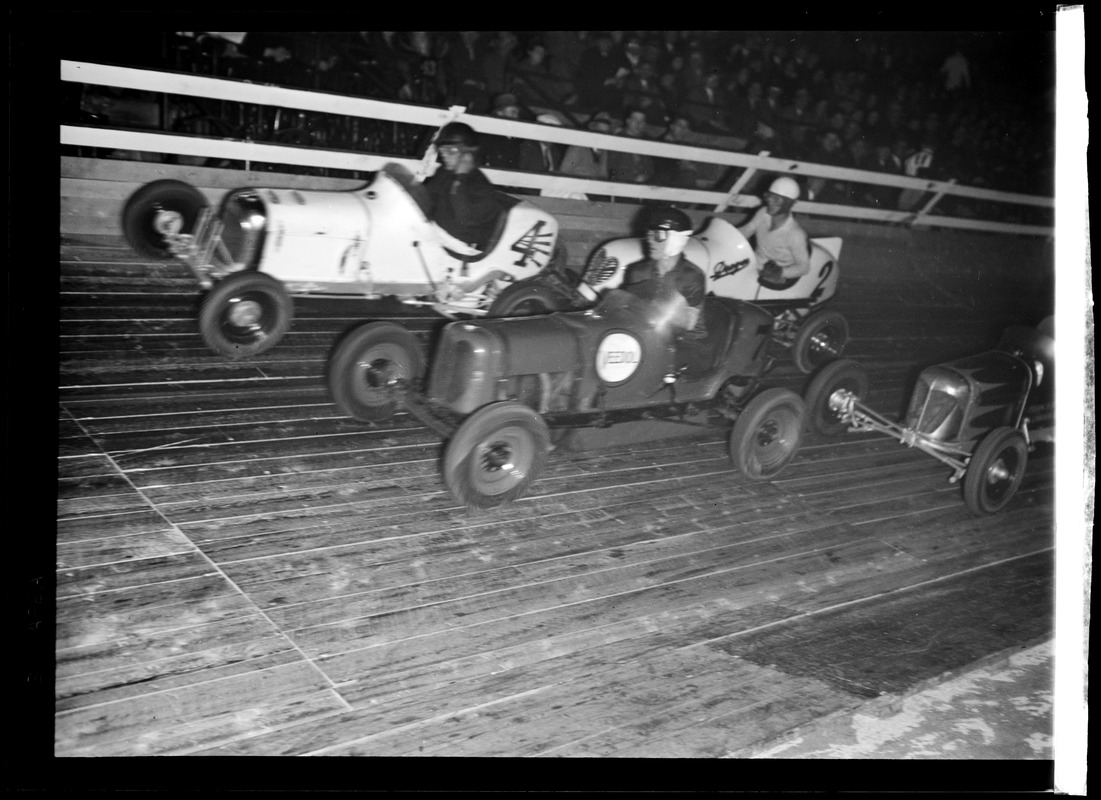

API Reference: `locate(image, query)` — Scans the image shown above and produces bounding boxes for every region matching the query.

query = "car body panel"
[421,290,775,420]
[187,164,561,313]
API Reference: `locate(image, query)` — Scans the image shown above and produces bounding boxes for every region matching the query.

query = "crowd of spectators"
[77,30,1056,219]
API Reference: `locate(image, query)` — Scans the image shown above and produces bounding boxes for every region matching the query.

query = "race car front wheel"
[963,427,1029,515]
[791,310,849,374]
[803,358,869,436]
[327,322,426,422]
[443,401,551,509]
[198,272,293,359]
[121,179,208,260]
[729,388,806,479]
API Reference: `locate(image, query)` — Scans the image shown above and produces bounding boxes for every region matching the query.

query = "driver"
[737,176,811,290]
[423,122,502,253]
[622,207,708,339]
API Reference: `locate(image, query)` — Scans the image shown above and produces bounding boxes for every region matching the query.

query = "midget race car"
[120,163,568,358]
[803,318,1055,515]
[489,217,847,374]
[328,288,817,509]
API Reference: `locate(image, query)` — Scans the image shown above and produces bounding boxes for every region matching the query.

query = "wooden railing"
[61,60,1053,238]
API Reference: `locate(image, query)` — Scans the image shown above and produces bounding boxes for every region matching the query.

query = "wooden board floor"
[53,233,1054,760]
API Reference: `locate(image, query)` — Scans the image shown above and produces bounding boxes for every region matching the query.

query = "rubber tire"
[729,388,806,479]
[803,358,869,436]
[198,272,293,359]
[962,427,1029,515]
[443,401,551,509]
[791,310,850,374]
[486,279,565,317]
[327,322,425,422]
[121,179,208,259]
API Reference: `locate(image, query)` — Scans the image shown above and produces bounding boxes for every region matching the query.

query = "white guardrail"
[61,60,1053,237]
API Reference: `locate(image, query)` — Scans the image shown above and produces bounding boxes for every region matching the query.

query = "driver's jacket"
[423,167,500,250]
[622,255,708,338]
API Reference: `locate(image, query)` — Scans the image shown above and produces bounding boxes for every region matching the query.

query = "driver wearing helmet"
[622,207,708,337]
[423,121,502,253]
[737,176,810,290]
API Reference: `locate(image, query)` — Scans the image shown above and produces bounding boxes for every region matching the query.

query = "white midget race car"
[493,217,846,374]
[120,163,566,358]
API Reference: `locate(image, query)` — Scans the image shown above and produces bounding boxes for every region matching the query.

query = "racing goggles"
[647,228,681,242]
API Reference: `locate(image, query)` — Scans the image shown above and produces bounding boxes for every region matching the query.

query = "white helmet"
[767,176,801,201]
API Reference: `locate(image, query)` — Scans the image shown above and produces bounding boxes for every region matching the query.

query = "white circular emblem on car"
[596,332,642,384]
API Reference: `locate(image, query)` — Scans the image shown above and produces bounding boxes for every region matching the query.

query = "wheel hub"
[810,330,842,357]
[987,459,1012,484]
[152,208,185,236]
[480,443,515,473]
[227,299,263,327]
[362,358,398,389]
[756,420,781,446]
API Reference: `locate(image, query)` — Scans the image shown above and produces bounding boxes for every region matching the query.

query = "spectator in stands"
[777,86,814,129]
[479,92,525,171]
[396,32,447,105]
[509,37,568,108]
[481,31,520,98]
[575,32,631,111]
[684,72,732,135]
[677,46,710,94]
[737,177,811,288]
[622,61,668,126]
[622,34,645,72]
[858,140,904,209]
[519,113,565,174]
[237,33,307,85]
[655,30,688,74]
[763,83,786,124]
[445,31,489,113]
[898,141,936,211]
[608,108,656,184]
[532,112,590,201]
[543,30,589,102]
[805,130,852,204]
[558,111,613,180]
[423,122,502,253]
[940,42,972,95]
[340,31,405,99]
[654,114,702,189]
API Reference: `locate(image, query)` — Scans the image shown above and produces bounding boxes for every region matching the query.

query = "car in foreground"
[488,216,847,374]
[328,288,818,509]
[803,318,1055,514]
[120,163,568,358]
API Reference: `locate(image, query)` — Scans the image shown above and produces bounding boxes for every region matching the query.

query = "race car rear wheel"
[198,272,293,359]
[486,279,566,317]
[121,179,208,259]
[804,358,869,436]
[443,401,551,509]
[327,322,425,422]
[791,310,849,374]
[962,427,1029,515]
[729,388,806,479]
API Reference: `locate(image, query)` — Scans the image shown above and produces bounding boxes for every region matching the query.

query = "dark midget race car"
[120,163,567,358]
[328,289,817,509]
[488,217,847,374]
[803,318,1055,515]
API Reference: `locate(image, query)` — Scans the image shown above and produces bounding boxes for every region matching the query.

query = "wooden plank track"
[54,230,1054,758]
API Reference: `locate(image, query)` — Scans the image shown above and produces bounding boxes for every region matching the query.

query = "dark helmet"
[646,207,692,233]
[436,121,479,150]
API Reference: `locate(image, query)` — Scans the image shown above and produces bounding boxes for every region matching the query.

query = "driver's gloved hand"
[758,260,796,290]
